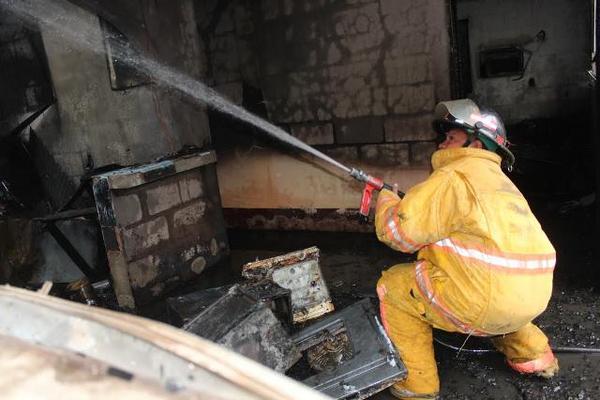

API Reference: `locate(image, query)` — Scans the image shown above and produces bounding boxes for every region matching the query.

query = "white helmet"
[433,99,515,170]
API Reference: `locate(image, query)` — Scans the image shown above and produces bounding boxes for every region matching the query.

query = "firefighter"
[375,99,558,399]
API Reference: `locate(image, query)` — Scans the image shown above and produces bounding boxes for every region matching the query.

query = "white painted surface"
[216,148,430,209]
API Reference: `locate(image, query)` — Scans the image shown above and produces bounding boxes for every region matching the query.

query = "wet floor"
[223,215,600,399]
[133,196,600,399]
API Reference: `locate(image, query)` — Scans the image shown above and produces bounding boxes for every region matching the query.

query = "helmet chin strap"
[462,131,476,148]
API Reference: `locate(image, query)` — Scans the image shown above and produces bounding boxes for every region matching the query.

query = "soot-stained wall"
[198,0,451,227]
[31,0,211,207]
[0,9,53,136]
[201,0,450,154]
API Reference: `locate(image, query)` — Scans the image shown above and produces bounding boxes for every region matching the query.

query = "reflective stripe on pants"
[378,263,555,396]
[377,263,458,396]
[491,322,556,373]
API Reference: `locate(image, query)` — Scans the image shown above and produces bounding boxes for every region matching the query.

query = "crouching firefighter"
[375,99,558,399]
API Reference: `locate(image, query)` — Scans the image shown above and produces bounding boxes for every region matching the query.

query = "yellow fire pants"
[377,263,554,398]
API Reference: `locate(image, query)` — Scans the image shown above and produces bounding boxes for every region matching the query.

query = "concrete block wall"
[93,152,228,310]
[199,0,450,169]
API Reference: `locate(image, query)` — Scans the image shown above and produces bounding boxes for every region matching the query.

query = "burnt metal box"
[292,299,407,399]
[166,280,292,327]
[241,247,334,323]
[166,285,230,327]
[92,151,229,310]
[182,284,301,373]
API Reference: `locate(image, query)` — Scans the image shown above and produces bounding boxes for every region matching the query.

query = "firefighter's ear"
[470,140,483,149]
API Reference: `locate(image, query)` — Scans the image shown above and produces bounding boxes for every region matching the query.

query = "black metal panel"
[100,227,119,251]
[167,285,231,327]
[479,47,524,78]
[179,284,300,373]
[184,285,258,340]
[141,163,177,183]
[92,178,116,227]
[168,281,292,328]
[456,19,473,96]
[46,222,98,279]
[293,299,407,400]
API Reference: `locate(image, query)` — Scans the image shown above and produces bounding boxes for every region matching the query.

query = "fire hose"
[433,336,600,355]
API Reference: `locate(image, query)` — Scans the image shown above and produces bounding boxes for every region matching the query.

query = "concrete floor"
[223,209,600,400]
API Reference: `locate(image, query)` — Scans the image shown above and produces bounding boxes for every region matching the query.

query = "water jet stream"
[0,0,352,174]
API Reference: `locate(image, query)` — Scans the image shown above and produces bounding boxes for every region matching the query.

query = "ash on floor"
[227,227,600,400]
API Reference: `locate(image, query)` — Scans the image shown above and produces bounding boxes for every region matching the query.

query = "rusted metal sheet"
[92,151,229,310]
[242,247,334,323]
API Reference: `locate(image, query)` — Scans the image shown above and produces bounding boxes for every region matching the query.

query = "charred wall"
[0,9,53,136]
[198,0,452,230]
[0,9,53,213]
[24,0,211,207]
[0,0,228,289]
[201,0,450,161]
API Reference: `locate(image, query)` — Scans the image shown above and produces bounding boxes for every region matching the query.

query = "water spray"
[0,0,404,220]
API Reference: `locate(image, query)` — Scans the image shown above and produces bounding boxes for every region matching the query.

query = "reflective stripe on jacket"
[375,147,555,335]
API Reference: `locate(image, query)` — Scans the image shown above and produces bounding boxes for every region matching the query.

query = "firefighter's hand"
[388,183,401,199]
[376,184,400,210]
[380,184,401,200]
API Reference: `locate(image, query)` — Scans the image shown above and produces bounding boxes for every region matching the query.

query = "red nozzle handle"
[359,184,374,222]
[358,182,404,223]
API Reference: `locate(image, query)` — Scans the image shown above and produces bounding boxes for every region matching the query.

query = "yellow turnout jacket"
[375,148,555,335]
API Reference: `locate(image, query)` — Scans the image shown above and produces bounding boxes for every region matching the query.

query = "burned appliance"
[242,247,334,323]
[175,282,300,373]
[292,299,406,400]
[167,248,405,398]
[167,285,231,327]
[92,151,229,310]
[166,280,292,327]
